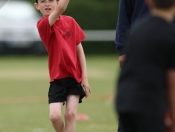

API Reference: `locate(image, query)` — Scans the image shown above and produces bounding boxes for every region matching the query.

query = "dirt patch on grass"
[0,94,114,104]
[0,97,47,104]
[87,68,109,79]
[0,69,48,80]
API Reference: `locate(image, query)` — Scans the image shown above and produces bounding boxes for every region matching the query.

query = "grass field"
[0,55,120,132]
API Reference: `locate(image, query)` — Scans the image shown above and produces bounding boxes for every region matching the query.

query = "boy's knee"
[50,113,62,124]
[65,110,76,121]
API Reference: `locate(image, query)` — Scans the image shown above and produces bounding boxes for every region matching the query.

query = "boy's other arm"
[167,69,175,131]
[49,0,70,26]
[76,44,91,98]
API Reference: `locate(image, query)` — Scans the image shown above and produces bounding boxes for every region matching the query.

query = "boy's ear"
[34,3,39,10]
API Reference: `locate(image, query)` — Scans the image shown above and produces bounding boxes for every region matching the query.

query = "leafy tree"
[28,0,119,29]
[28,0,119,54]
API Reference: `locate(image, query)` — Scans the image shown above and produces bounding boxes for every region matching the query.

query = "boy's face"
[34,0,58,17]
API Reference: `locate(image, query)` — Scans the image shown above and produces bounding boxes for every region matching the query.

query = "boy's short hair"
[153,0,175,9]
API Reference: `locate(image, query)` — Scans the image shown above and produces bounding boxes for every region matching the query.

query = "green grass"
[0,55,120,132]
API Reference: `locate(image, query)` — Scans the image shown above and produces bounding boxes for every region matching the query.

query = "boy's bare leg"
[64,95,79,132]
[49,103,64,132]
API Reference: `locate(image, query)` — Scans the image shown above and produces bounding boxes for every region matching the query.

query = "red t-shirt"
[37,15,85,82]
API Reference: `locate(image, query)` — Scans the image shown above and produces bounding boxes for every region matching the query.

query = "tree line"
[29,0,119,30]
[28,0,119,54]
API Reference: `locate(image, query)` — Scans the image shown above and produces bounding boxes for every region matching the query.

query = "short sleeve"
[37,17,53,47]
[72,18,86,45]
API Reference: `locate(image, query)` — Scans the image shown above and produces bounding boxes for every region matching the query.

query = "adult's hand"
[119,55,126,68]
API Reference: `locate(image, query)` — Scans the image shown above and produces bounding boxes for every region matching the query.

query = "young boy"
[34,0,91,132]
[115,0,175,131]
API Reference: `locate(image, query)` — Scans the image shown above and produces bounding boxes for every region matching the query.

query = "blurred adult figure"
[115,0,175,131]
[115,0,148,67]
[115,1,148,132]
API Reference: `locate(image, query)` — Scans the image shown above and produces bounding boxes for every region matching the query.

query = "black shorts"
[48,77,86,104]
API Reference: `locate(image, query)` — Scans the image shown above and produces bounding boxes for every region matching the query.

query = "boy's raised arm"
[49,0,70,26]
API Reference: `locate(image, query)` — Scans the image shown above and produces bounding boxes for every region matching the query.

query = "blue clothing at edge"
[115,0,149,56]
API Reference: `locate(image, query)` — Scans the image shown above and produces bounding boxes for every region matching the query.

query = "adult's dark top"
[116,14,175,115]
[115,0,148,55]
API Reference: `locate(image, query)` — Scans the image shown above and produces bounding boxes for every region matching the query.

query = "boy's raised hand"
[49,0,70,26]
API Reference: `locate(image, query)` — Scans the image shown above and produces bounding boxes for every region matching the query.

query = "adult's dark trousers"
[119,112,166,132]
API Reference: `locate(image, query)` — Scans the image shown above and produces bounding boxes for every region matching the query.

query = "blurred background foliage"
[29,0,119,29]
